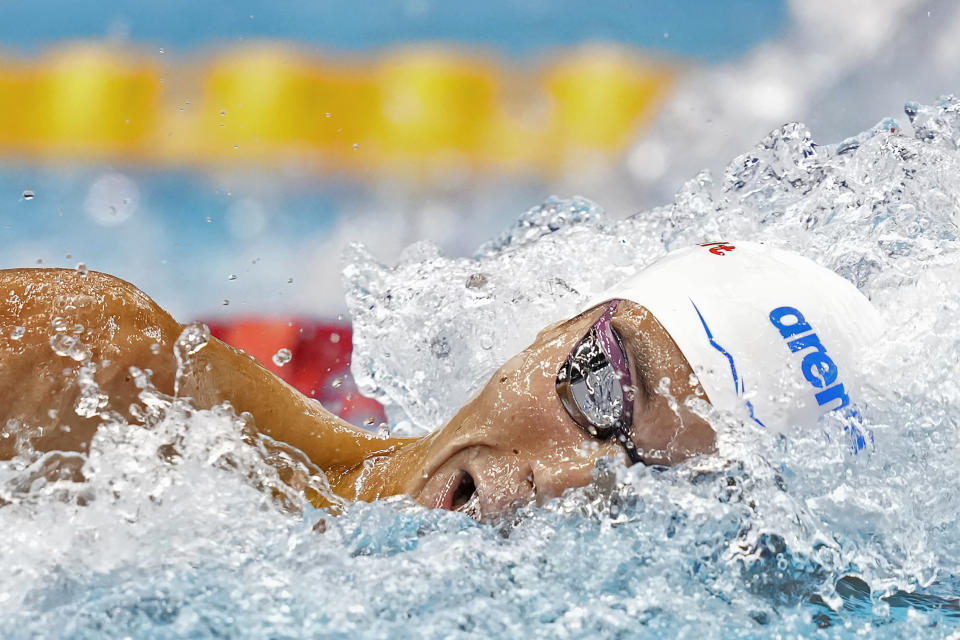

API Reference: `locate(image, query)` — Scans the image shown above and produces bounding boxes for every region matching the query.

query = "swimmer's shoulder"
[2,268,173,322]
[1,267,183,357]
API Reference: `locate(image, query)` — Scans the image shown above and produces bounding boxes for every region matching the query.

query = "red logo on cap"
[700,242,736,256]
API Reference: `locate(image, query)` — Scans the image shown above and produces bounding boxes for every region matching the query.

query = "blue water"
[0,0,786,61]
[0,166,534,318]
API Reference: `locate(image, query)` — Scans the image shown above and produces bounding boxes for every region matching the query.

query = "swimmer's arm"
[0,268,408,471]
[188,338,411,474]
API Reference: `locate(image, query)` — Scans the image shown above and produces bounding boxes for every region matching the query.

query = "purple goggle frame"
[555,300,643,464]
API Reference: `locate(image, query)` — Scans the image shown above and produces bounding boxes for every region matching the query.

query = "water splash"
[337,95,960,631]
[5,98,960,637]
[173,322,210,397]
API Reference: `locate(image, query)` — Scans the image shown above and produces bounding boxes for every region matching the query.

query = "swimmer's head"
[569,241,885,449]
[399,242,882,520]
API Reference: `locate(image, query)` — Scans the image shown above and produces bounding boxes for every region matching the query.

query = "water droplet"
[580,440,599,453]
[150,343,161,355]
[430,336,451,359]
[74,362,107,417]
[466,273,488,289]
[71,324,84,335]
[50,333,92,361]
[85,173,139,227]
[220,109,226,116]
[479,334,493,350]
[228,274,238,281]
[10,326,25,340]
[331,377,343,389]
[272,348,292,367]
[173,323,211,396]
[51,317,68,332]
[205,216,213,223]
[75,262,88,276]
[287,278,294,284]
[159,48,165,54]
[364,416,376,426]
[325,112,331,118]
[329,332,341,344]
[65,253,72,260]
[376,423,391,439]
[21,189,35,201]
[353,143,359,150]
[174,323,210,358]
[222,299,230,306]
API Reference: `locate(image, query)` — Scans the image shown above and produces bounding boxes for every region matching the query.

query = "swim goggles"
[555,300,643,464]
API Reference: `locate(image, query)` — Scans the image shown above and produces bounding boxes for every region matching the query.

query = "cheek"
[481,336,603,456]
[529,442,625,500]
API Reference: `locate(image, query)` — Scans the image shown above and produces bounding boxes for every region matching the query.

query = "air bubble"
[331,377,343,389]
[329,332,341,344]
[21,189,35,201]
[75,263,88,276]
[10,326,25,340]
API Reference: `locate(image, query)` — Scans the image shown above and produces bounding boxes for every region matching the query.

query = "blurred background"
[1,0,956,423]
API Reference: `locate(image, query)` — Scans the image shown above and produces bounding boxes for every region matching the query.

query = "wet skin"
[0,269,715,519]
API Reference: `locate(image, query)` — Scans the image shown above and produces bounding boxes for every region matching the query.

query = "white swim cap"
[593,241,884,450]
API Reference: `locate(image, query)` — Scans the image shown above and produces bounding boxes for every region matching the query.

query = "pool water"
[6,97,960,638]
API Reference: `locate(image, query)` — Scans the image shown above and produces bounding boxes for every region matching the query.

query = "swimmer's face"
[407,301,716,520]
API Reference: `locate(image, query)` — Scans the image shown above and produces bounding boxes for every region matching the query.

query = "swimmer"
[0,241,882,520]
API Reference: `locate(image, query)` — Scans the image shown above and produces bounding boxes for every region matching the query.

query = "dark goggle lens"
[556,301,636,453]
[557,331,625,437]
